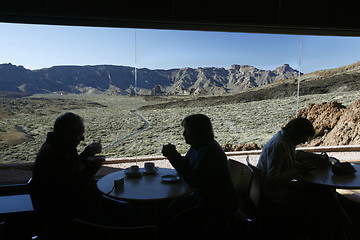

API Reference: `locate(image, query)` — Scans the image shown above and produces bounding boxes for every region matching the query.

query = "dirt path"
[102,110,150,150]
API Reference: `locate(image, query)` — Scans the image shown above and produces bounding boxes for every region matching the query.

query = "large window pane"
[0,22,359,185]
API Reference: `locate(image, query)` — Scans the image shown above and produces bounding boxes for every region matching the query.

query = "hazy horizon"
[1,61,299,71]
[1,22,360,74]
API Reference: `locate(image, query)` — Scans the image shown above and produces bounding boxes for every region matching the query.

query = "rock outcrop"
[223,100,360,152]
[222,142,261,151]
[297,100,360,146]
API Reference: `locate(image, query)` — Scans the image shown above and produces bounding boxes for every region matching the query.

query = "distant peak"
[274,64,294,72]
[0,63,27,70]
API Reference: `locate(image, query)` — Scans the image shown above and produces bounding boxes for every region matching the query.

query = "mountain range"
[0,63,301,95]
[138,61,360,110]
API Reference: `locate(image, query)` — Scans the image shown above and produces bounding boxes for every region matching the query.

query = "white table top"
[296,164,360,189]
[97,168,193,201]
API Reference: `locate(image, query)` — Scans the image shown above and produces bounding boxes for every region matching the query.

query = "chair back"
[246,159,261,209]
[71,219,158,240]
[27,177,40,212]
[228,159,253,198]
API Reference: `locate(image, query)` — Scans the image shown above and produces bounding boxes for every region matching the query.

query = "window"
[0,22,359,184]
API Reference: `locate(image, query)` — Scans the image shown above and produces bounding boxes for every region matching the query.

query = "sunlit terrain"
[1,90,360,164]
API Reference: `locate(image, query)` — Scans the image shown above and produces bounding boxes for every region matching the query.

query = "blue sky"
[1,22,360,73]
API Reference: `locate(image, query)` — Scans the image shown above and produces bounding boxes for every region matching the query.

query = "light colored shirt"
[257,129,299,204]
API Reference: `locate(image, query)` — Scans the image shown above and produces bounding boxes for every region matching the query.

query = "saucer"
[161,175,180,182]
[143,167,158,175]
[125,168,142,177]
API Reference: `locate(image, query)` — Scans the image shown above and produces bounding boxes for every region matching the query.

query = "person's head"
[53,112,85,147]
[181,114,214,147]
[283,117,315,145]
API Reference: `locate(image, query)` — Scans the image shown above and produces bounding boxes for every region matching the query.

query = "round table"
[296,164,360,226]
[296,164,360,189]
[97,168,193,202]
[97,168,193,223]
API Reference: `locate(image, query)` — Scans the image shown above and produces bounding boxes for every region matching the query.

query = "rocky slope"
[297,100,360,146]
[222,100,360,151]
[139,63,360,110]
[0,63,300,95]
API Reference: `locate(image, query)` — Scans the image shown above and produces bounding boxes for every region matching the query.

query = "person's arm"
[266,145,299,185]
[79,142,103,176]
[296,150,330,168]
[162,144,187,170]
[162,143,218,189]
[43,151,90,194]
[79,142,102,160]
[161,144,201,188]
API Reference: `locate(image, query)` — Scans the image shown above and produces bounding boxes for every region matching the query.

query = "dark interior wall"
[0,0,359,36]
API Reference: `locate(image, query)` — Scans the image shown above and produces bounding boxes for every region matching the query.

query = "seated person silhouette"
[257,117,316,206]
[30,112,132,239]
[162,114,238,237]
[257,117,350,239]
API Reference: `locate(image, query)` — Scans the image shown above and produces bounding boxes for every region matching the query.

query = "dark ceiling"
[0,1,360,36]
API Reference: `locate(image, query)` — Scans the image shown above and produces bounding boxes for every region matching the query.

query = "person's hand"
[86,142,102,155]
[162,143,180,159]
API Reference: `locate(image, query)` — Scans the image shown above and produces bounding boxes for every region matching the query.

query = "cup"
[129,165,140,173]
[88,142,102,155]
[114,178,124,188]
[144,162,155,172]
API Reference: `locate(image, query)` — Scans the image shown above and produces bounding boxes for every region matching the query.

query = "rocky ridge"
[139,62,360,111]
[0,63,300,95]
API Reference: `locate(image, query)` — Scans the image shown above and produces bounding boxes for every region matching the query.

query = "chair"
[27,178,39,212]
[246,158,261,210]
[228,158,255,220]
[229,159,253,198]
[227,159,260,239]
[27,177,44,239]
[246,158,315,240]
[71,218,158,240]
[200,159,255,239]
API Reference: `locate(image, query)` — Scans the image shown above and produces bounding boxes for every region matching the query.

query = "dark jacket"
[30,132,101,225]
[170,139,238,214]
